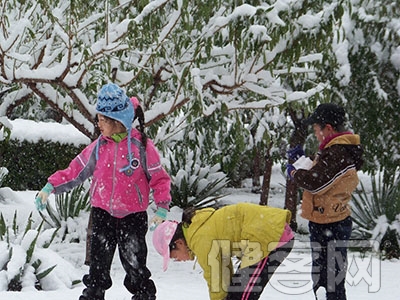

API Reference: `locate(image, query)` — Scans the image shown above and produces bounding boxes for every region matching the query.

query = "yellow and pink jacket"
[183,203,293,300]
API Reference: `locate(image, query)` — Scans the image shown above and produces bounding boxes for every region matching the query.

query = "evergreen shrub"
[0,138,86,191]
[351,173,400,259]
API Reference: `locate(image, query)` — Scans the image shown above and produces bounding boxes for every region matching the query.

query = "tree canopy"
[0,0,399,184]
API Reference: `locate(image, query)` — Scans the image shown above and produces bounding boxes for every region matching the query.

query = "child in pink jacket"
[35,83,171,300]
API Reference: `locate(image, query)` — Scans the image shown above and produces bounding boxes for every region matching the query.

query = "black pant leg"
[226,239,294,300]
[309,217,352,300]
[309,222,328,293]
[83,207,117,291]
[117,211,156,299]
[326,217,352,300]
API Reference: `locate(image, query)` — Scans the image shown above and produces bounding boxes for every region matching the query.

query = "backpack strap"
[130,137,151,182]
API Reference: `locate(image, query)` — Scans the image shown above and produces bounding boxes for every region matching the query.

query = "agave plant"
[168,150,229,209]
[39,183,90,242]
[0,211,78,291]
[351,172,400,259]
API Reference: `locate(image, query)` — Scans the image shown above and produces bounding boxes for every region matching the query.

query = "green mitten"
[35,182,54,211]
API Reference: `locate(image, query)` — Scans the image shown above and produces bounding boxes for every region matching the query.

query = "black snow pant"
[226,238,294,300]
[80,207,156,300]
[309,216,352,300]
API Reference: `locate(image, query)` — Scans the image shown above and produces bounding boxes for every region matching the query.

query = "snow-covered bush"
[0,167,8,188]
[0,212,81,291]
[39,184,90,243]
[168,150,229,209]
[351,173,400,259]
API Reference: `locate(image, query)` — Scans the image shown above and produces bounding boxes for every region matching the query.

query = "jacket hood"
[324,133,363,170]
[184,208,216,245]
[325,133,360,148]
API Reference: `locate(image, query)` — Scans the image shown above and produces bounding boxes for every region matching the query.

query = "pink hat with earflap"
[152,221,178,271]
[130,97,140,111]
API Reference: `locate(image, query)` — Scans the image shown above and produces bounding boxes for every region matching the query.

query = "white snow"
[1,119,91,146]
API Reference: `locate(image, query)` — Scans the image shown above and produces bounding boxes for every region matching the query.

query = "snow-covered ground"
[0,166,398,300]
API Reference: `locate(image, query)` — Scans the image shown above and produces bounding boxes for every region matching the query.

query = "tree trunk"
[259,143,273,205]
[259,153,273,205]
[285,179,299,230]
[251,147,261,193]
[284,108,307,231]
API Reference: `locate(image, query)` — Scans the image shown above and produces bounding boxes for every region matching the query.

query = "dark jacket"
[293,133,363,224]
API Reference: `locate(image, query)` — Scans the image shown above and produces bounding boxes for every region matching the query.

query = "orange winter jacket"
[293,133,363,224]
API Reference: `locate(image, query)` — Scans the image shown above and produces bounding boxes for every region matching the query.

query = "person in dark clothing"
[287,103,363,300]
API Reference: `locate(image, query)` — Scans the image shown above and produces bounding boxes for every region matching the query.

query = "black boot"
[79,287,105,300]
[125,276,156,300]
[131,291,156,300]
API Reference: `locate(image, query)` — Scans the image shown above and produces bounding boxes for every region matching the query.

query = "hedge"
[0,139,86,191]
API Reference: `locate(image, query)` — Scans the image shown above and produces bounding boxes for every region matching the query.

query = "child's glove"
[35,182,54,211]
[149,207,168,231]
[287,145,305,162]
[286,164,296,181]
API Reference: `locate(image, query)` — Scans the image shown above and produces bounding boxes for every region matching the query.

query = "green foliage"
[168,149,229,209]
[0,211,61,291]
[352,173,400,259]
[345,44,400,178]
[0,167,8,188]
[157,110,254,188]
[340,0,400,179]
[0,118,12,142]
[352,174,400,229]
[34,260,57,281]
[40,183,90,242]
[0,138,86,190]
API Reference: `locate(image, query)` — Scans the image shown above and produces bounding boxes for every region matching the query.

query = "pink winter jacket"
[48,129,171,218]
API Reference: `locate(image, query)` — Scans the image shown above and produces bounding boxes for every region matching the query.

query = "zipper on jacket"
[134,183,143,206]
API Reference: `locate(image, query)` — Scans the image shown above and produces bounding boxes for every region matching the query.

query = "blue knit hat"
[95,83,136,175]
[96,83,134,130]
